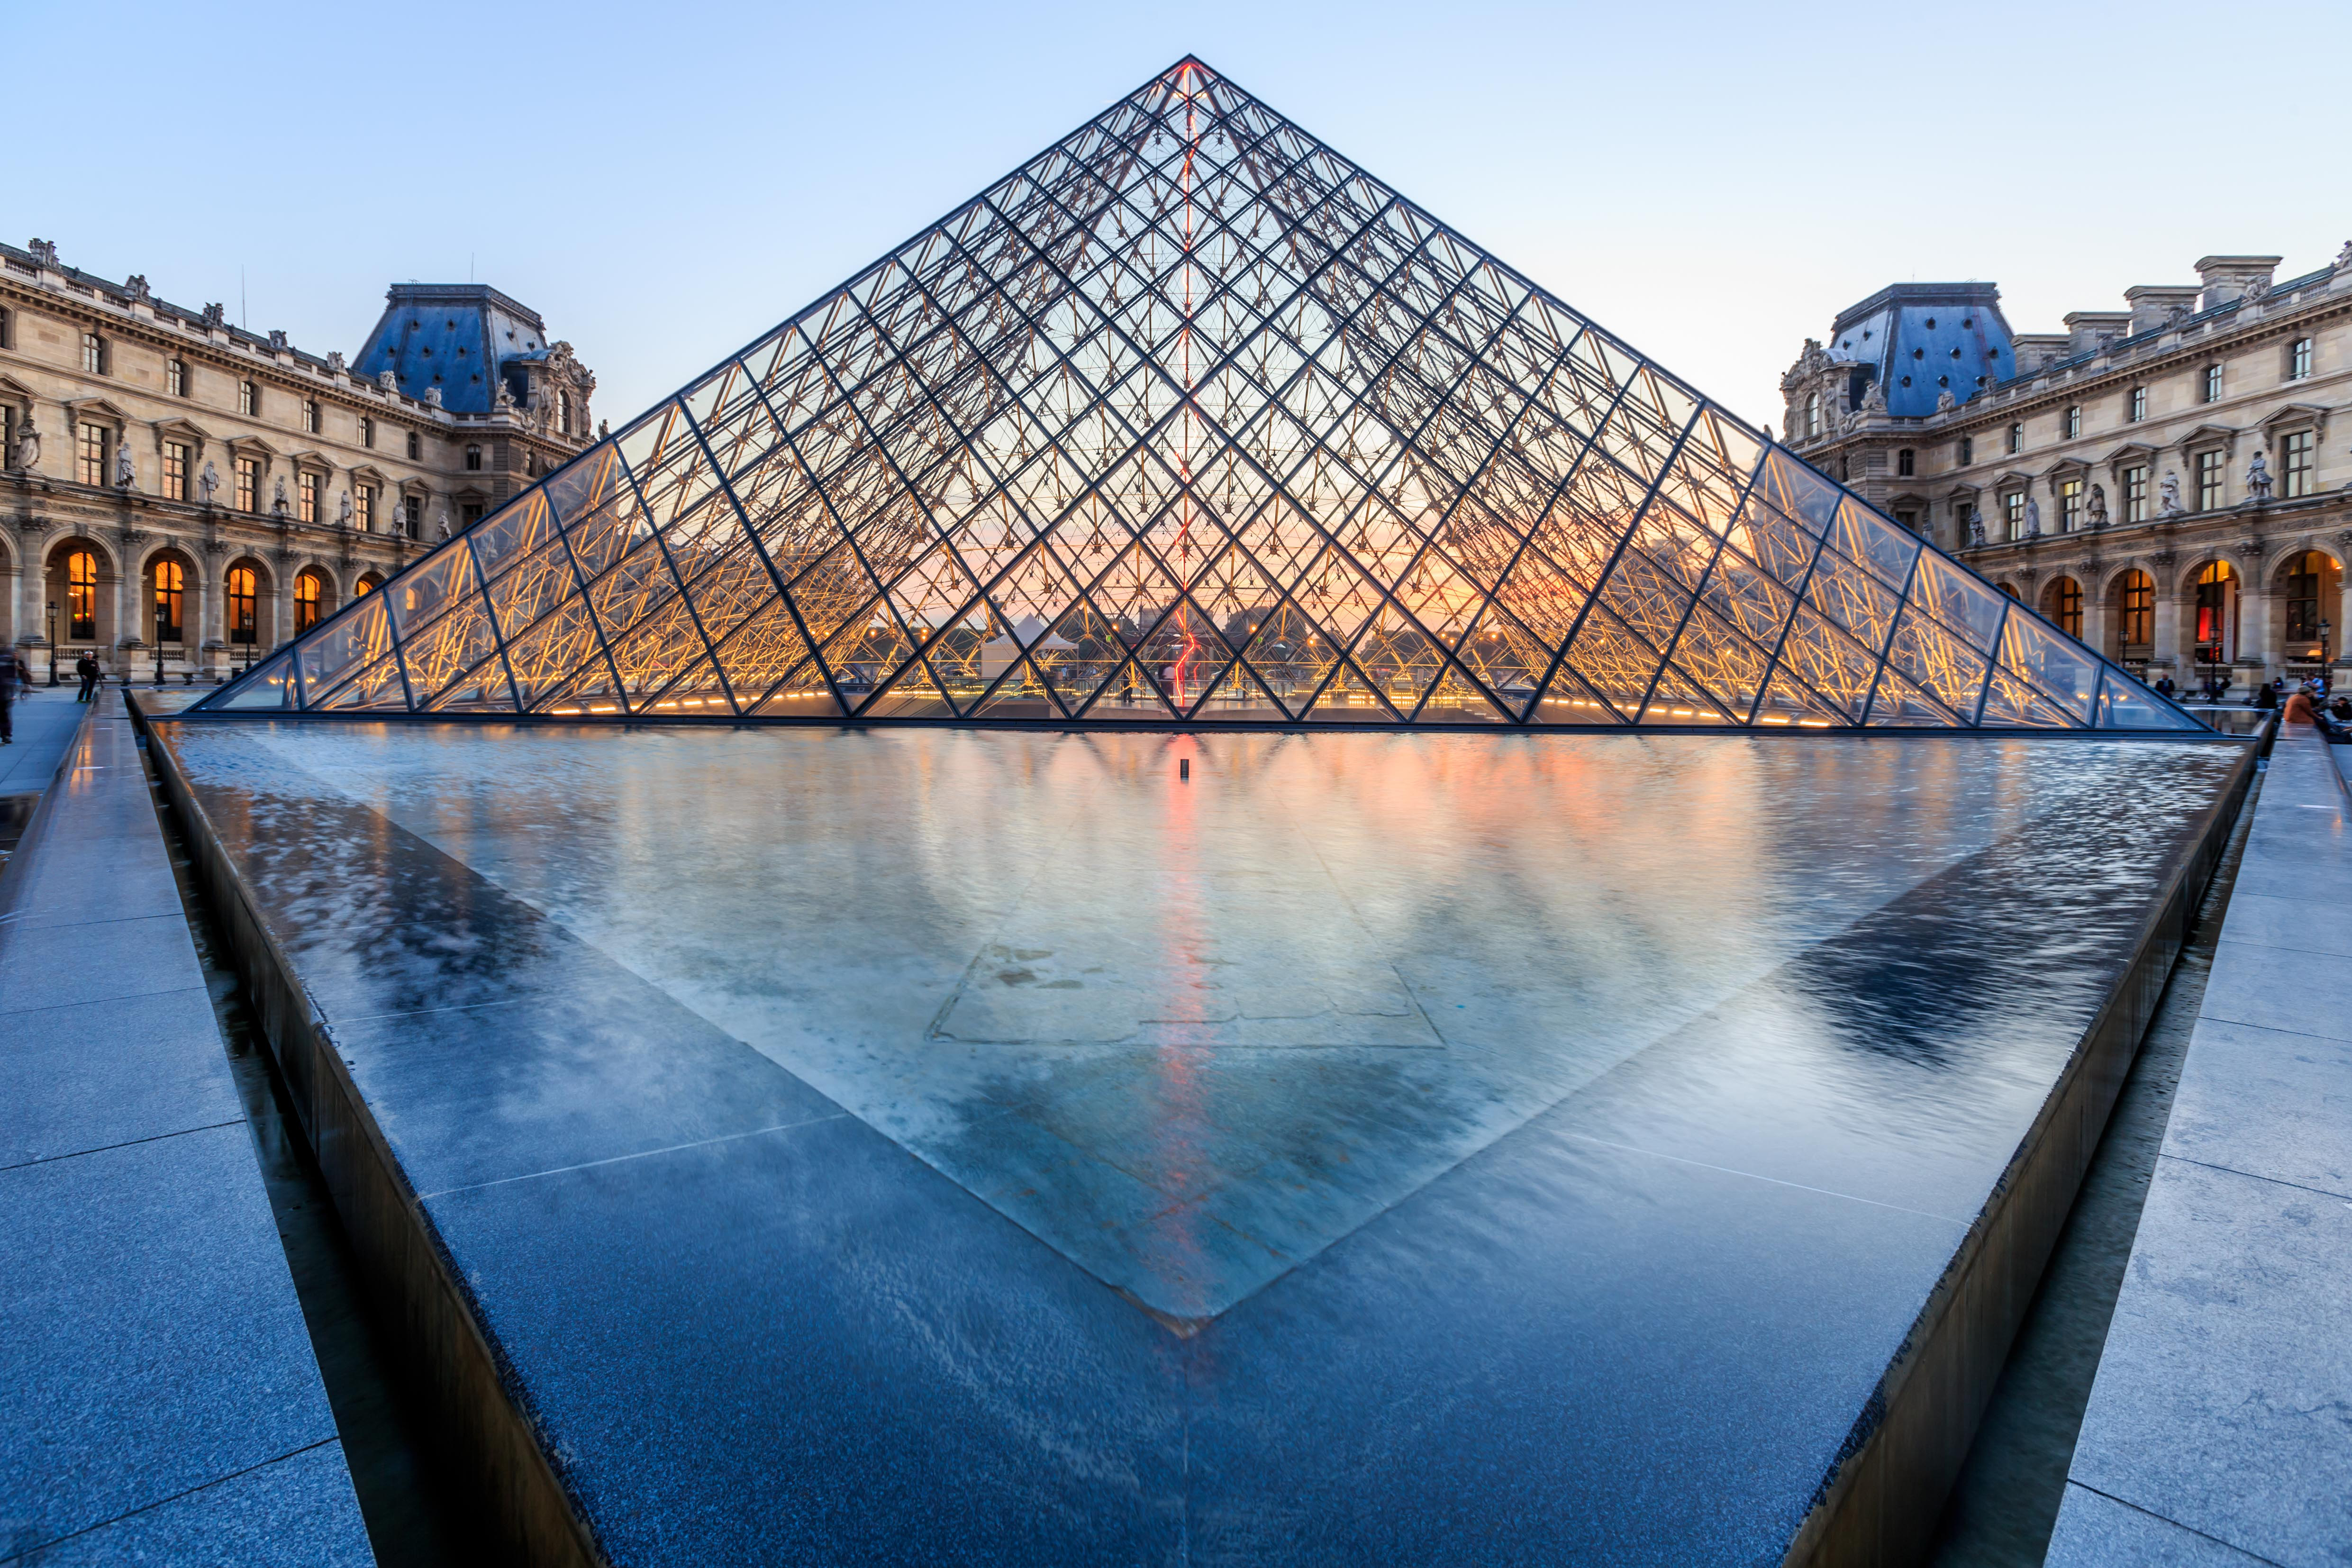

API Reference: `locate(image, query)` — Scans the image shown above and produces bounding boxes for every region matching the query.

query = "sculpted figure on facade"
[10,417,36,472]
[2247,450,2273,502]
[28,238,58,269]
[198,460,219,504]
[201,302,225,329]
[114,440,135,489]
[325,350,346,375]
[2159,471,2184,516]
[272,476,290,518]
[423,386,443,409]
[337,488,354,528]
[2337,240,2352,271]
[2025,497,2042,539]
[378,369,399,395]
[124,274,151,304]
[1969,508,1986,547]
[437,512,451,541]
[1936,388,1958,414]
[2087,483,2109,529]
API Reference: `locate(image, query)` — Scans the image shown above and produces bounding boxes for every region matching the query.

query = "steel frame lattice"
[194,58,2198,732]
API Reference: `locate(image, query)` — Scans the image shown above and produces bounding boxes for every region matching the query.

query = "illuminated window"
[354,574,380,596]
[2194,562,2234,656]
[2119,571,2153,647]
[153,558,185,643]
[360,417,374,449]
[2058,477,2084,531]
[81,333,105,374]
[167,358,187,397]
[2047,576,2082,637]
[227,565,258,645]
[295,571,324,633]
[303,399,319,434]
[2003,491,2025,539]
[236,456,260,513]
[298,472,319,524]
[356,485,375,532]
[163,440,189,501]
[77,422,107,485]
[2282,430,2315,499]
[67,550,98,640]
[239,380,258,417]
[2285,551,2327,648]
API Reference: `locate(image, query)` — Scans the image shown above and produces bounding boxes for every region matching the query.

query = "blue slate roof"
[351,284,554,414]
[1826,284,2014,420]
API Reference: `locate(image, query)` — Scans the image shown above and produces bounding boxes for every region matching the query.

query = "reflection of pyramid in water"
[196,60,2195,730]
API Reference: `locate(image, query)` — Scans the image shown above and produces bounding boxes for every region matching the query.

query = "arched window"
[153,559,186,644]
[1803,392,1820,438]
[2119,571,2154,649]
[227,566,259,645]
[2284,551,2331,656]
[1998,582,2020,600]
[67,550,98,640]
[2194,562,2235,662]
[558,390,573,435]
[2044,576,2083,638]
[295,570,325,634]
[354,574,381,597]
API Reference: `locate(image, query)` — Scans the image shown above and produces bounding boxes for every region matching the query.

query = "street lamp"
[45,599,57,684]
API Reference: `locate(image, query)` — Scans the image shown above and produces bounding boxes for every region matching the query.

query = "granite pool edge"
[1778,738,2257,1568]
[134,706,609,1568]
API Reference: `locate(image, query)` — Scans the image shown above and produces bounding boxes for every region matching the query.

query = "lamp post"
[45,600,58,684]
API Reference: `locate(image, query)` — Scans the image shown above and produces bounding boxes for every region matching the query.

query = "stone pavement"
[2049,724,2352,1566]
[0,688,91,839]
[0,690,374,1564]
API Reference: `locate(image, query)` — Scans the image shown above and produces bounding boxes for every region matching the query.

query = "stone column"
[2241,586,2276,689]
[270,553,291,650]
[2152,584,2184,675]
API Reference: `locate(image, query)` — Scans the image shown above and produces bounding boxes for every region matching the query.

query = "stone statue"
[28,238,58,269]
[2159,471,2184,516]
[1935,388,1958,414]
[423,386,443,409]
[378,369,398,395]
[2247,450,2273,502]
[267,329,288,354]
[201,302,225,329]
[10,416,36,472]
[2337,239,2352,272]
[2025,497,2042,539]
[495,380,517,411]
[1968,509,1986,547]
[124,274,151,304]
[113,440,134,488]
[198,459,219,504]
[337,488,354,527]
[271,476,290,518]
[436,512,451,541]
[2087,483,2108,528]
[325,350,345,375]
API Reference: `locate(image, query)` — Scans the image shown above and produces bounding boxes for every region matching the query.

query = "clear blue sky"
[12,0,2346,431]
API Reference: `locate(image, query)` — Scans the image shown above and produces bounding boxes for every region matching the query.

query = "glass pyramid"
[194,58,2197,732]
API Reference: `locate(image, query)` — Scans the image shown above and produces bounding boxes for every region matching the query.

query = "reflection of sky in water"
[214,725,2235,1321]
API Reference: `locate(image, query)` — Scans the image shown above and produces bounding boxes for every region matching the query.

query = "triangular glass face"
[194,57,2199,733]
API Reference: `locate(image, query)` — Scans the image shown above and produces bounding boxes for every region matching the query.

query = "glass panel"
[310,651,409,712]
[212,653,295,710]
[2094,671,2202,730]
[294,595,394,704]
[1998,612,2101,721]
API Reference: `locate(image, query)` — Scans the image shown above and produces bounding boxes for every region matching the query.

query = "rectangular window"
[356,485,375,532]
[77,422,107,485]
[2202,363,2224,403]
[167,358,186,397]
[2128,386,2145,422]
[461,502,484,527]
[2287,559,2322,644]
[1896,447,1915,477]
[2004,491,2025,540]
[2007,421,2024,454]
[2122,576,2153,646]
[2064,406,2081,439]
[162,441,189,501]
[236,456,260,513]
[1958,435,1974,466]
[239,380,257,417]
[361,417,374,449]
[406,431,420,461]
[403,495,422,537]
[67,551,98,640]
[464,444,482,471]
[2122,464,2148,522]
[2282,430,2316,499]
[298,472,319,524]
[2288,337,2313,381]
[81,333,104,374]
[2196,449,2225,511]
[2059,477,2084,531]
[303,400,319,435]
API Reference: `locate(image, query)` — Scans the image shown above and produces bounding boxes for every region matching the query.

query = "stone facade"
[0,239,596,681]
[1783,247,2352,696]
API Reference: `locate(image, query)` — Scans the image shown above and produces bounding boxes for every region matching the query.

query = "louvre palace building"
[0,237,597,680]
[1783,245,2352,694]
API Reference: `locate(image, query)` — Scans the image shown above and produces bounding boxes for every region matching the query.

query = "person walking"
[74,653,99,704]
[0,644,20,745]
